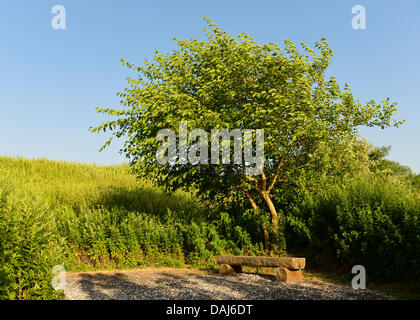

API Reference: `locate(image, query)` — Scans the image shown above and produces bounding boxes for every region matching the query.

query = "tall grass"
[0,156,260,299]
[1,155,419,299]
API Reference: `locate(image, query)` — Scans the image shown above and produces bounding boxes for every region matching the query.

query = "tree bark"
[243,189,270,255]
[262,192,280,253]
[261,222,269,256]
[244,189,258,210]
[262,192,279,230]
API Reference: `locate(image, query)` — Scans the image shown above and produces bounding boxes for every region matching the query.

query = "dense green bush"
[58,205,263,270]
[0,178,65,299]
[285,173,420,280]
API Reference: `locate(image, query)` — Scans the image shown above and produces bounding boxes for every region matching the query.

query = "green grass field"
[0,156,261,299]
[0,156,197,213]
[1,155,419,299]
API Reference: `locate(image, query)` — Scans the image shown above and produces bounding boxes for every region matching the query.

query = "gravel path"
[64,267,390,300]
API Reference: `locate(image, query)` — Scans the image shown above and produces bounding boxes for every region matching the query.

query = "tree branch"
[267,158,285,193]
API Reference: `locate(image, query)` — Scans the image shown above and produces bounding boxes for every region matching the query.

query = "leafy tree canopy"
[91,18,402,241]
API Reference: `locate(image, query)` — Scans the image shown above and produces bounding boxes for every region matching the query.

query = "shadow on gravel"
[74,271,389,300]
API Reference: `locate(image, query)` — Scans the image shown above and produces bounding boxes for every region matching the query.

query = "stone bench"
[215,255,306,282]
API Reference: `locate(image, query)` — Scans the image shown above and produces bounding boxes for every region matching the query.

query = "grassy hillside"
[0,156,196,212]
[0,156,262,299]
[1,155,419,299]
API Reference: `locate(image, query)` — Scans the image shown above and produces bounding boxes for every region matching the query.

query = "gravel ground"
[64,267,390,300]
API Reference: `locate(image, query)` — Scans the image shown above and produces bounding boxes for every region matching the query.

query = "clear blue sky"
[1,0,419,172]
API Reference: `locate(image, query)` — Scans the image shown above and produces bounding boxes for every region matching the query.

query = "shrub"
[286,173,420,280]
[0,178,65,299]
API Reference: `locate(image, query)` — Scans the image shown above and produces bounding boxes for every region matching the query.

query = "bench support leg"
[218,264,242,275]
[276,267,303,282]
[218,264,236,275]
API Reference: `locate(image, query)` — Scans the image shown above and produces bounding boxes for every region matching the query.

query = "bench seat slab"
[215,256,305,270]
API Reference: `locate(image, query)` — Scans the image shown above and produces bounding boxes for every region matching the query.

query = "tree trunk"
[262,192,279,230]
[244,189,270,255]
[262,192,280,253]
[261,222,269,256]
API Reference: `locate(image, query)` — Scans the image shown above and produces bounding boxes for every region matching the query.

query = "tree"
[90,18,402,253]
